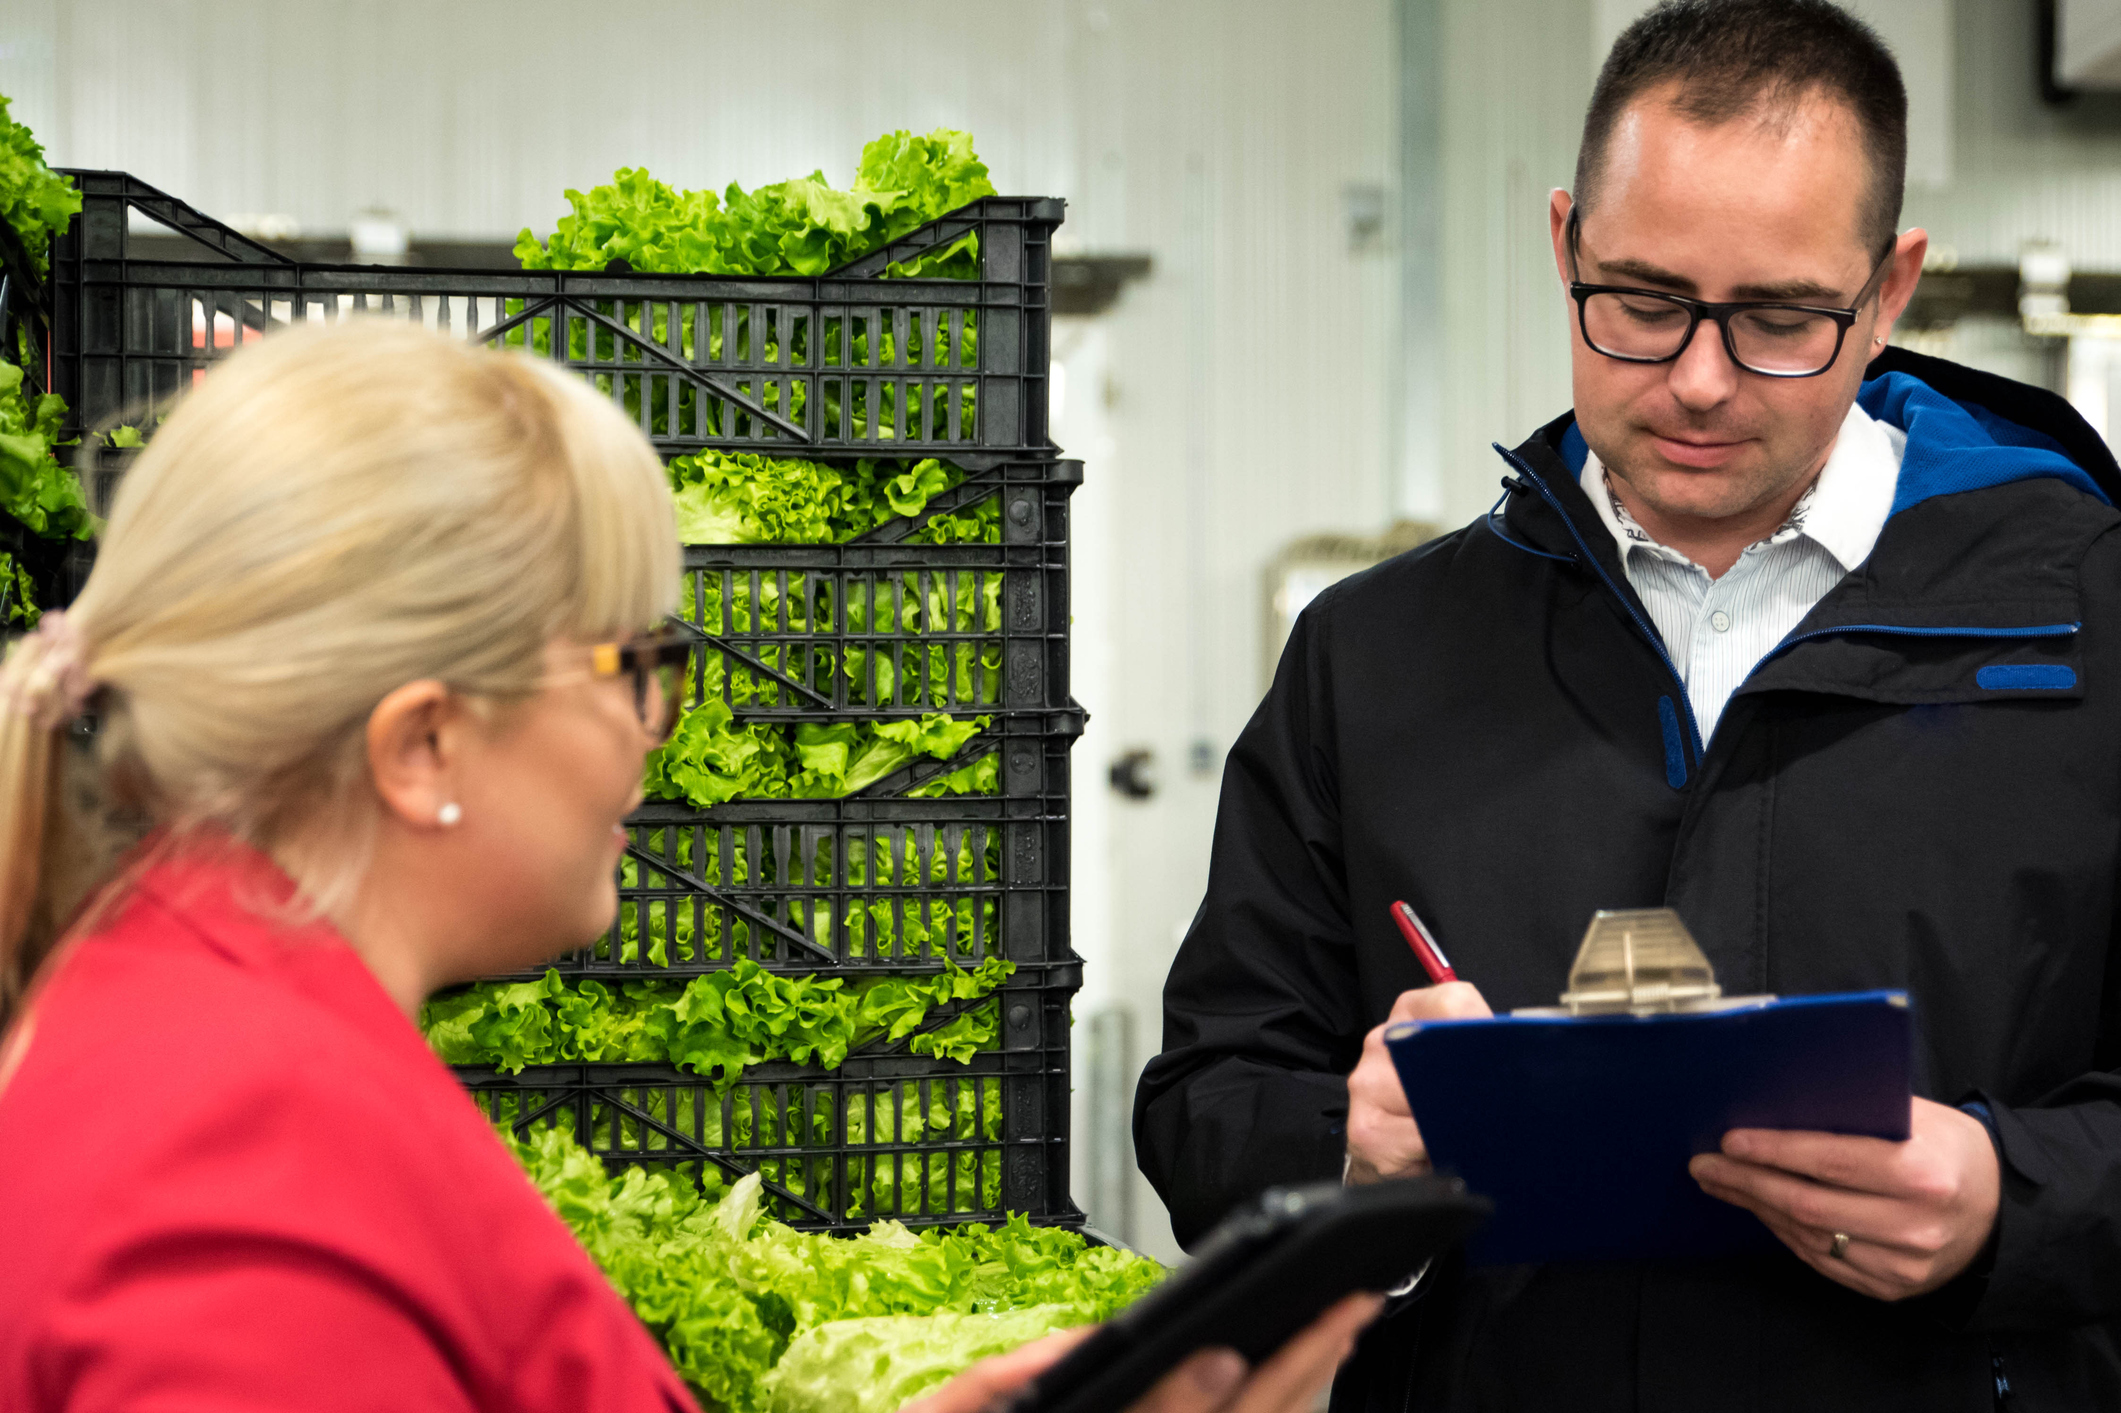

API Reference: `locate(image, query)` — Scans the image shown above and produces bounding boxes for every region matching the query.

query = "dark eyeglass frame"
[585,629,695,743]
[1565,207,1897,379]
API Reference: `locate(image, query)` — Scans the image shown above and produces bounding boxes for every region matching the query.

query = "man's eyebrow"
[1588,257,1847,304]
[1726,275,1846,302]
[1593,258,1699,294]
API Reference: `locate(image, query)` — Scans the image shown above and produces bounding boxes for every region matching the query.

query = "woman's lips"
[1652,434,1748,469]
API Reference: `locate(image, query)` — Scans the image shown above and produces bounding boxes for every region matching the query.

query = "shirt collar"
[1579,400,1905,574]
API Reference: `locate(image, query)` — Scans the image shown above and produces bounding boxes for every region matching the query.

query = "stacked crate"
[44,171,1082,1231]
[0,213,76,623]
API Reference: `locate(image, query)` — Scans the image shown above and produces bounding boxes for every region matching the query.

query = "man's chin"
[1618,465,1763,526]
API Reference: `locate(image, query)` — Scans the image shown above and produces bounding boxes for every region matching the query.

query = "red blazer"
[0,839,697,1412]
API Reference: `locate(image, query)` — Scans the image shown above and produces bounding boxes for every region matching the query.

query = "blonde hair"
[0,320,678,1020]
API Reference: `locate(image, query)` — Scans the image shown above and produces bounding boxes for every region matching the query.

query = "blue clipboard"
[1384,991,1911,1265]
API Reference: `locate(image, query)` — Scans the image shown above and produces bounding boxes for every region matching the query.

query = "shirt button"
[1711,611,1732,633]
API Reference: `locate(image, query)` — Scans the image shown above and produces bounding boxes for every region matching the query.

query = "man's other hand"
[1344,982,1492,1185]
[1689,1097,2001,1301]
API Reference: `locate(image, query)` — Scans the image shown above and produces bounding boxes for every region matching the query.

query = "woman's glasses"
[581,630,695,743]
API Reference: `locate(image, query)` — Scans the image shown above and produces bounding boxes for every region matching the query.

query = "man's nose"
[1666,316,1741,412]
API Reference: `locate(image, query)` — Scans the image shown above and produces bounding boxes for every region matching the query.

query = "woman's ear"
[365,681,461,830]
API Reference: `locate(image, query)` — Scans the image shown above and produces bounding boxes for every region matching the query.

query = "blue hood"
[1860,370,2111,515]
[1553,371,2111,514]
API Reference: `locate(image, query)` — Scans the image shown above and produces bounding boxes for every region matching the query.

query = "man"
[1134,1,2121,1408]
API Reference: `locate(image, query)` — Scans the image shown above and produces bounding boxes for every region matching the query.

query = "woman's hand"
[902,1293,1385,1413]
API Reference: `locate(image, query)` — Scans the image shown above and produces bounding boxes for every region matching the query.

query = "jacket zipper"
[1493,443,1706,764]
[1753,620,2081,660]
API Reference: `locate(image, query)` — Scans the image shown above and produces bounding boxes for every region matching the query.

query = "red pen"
[1390,900,1458,984]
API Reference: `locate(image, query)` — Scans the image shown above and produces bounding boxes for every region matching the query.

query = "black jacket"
[1134,350,2121,1412]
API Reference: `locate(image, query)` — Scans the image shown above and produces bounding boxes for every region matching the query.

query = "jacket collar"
[1492,359,2116,635]
[1580,402,1901,576]
[111,833,423,1057]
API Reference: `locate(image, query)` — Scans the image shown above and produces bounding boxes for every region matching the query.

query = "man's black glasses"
[1565,207,1895,379]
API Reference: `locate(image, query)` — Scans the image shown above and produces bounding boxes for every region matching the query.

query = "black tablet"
[1009,1176,1488,1413]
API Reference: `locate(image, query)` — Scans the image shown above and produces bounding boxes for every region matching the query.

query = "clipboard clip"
[1515,908,1775,1018]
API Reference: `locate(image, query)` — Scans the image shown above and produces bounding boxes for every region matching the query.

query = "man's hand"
[1689,1097,2001,1301]
[1345,982,1491,1185]
[900,1293,1383,1413]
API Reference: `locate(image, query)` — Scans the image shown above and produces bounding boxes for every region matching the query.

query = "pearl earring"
[437,802,463,827]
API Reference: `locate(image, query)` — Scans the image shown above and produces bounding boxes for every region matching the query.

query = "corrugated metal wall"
[1905,0,2121,266]
[1435,0,1590,528]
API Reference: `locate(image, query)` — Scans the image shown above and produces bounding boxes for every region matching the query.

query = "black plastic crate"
[0,211,80,613]
[0,513,76,624]
[674,459,1074,722]
[48,171,1062,467]
[456,962,1079,1231]
[452,702,1081,1228]
[0,513,24,625]
[452,695,1079,1228]
[0,211,51,402]
[36,171,1086,1233]
[593,716,1077,979]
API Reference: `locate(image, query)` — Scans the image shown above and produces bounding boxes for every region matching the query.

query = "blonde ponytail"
[0,320,678,1023]
[0,675,60,992]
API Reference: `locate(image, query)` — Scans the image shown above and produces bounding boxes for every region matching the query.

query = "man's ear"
[1869,227,1930,352]
[366,680,459,830]
[1549,189,1576,288]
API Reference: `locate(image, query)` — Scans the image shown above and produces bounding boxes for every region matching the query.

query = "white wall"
[1052,0,1398,1262]
[1434,0,1592,529]
[3,0,1085,243]
[1904,0,2121,266]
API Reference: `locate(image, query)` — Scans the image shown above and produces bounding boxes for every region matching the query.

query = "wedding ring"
[1829,1231,1852,1260]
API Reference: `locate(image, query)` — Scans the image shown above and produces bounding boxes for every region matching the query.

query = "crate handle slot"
[500,1089,576,1136]
[620,840,840,965]
[556,298,815,446]
[593,1088,837,1222]
[666,616,839,711]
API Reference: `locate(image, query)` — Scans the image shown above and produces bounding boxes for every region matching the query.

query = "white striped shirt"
[1580,402,1906,741]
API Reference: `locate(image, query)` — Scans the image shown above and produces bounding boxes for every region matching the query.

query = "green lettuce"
[0,94,80,278]
[646,708,988,810]
[762,1308,1078,1413]
[506,1127,1164,1413]
[0,549,35,627]
[670,452,964,546]
[0,361,92,542]
[517,129,996,279]
[423,955,1015,1082]
[509,132,995,446]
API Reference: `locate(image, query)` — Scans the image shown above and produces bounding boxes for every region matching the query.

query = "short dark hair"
[1575,0,1908,252]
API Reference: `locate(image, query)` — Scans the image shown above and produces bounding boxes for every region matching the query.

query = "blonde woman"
[0,322,1372,1413]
